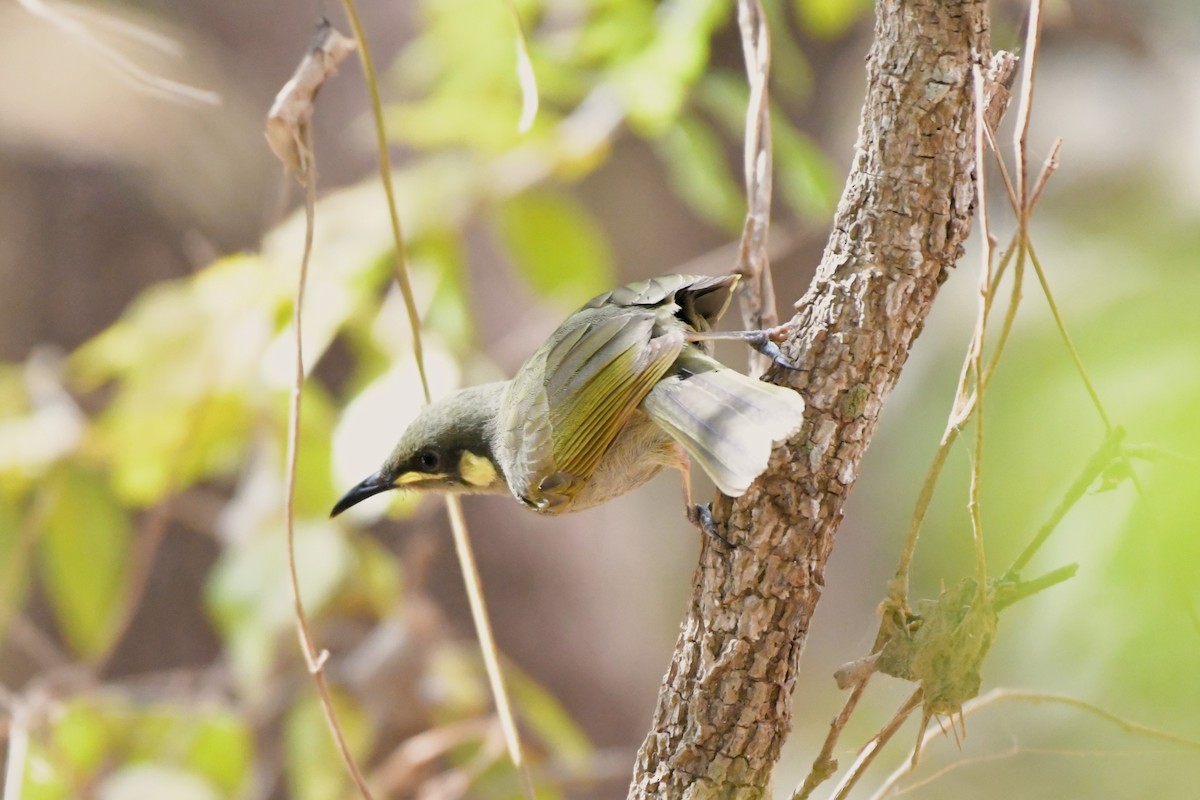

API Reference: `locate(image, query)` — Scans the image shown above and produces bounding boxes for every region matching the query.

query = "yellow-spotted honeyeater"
[330,274,805,525]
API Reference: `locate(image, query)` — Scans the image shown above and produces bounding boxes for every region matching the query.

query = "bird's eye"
[417,450,440,471]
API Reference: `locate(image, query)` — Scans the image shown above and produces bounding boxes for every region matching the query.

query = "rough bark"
[629,0,1016,797]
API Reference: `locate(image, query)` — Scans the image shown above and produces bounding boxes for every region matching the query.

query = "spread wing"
[499,306,684,511]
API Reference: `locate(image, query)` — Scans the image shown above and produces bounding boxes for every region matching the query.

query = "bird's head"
[330,382,508,517]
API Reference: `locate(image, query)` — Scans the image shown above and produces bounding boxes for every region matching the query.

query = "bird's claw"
[687,503,733,548]
[747,330,802,371]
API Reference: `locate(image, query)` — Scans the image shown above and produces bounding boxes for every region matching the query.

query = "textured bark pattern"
[630,1,1012,797]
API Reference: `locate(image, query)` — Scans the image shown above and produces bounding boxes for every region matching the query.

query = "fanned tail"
[642,360,805,497]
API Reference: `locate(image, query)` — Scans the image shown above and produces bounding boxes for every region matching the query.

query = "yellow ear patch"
[459,451,499,488]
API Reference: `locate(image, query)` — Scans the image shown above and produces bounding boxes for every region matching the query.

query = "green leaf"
[287,385,338,521]
[92,390,253,507]
[387,0,537,152]
[493,189,614,304]
[792,0,872,39]
[609,0,731,135]
[284,689,374,800]
[425,643,491,722]
[185,711,253,794]
[38,466,130,659]
[0,490,31,641]
[697,71,837,222]
[774,123,838,219]
[412,233,475,354]
[509,667,593,773]
[50,699,113,778]
[656,115,746,232]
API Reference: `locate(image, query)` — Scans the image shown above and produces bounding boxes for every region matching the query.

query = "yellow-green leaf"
[493,189,614,305]
[792,0,872,39]
[38,466,130,660]
[657,115,745,232]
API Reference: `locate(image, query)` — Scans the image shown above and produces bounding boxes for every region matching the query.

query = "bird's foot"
[687,503,733,548]
[745,327,802,371]
[687,326,801,371]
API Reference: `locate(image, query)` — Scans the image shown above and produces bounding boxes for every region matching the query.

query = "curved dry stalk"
[336,3,532,794]
[269,22,377,798]
[792,676,872,800]
[283,154,377,800]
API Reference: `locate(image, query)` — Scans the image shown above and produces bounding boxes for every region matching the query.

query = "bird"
[330,273,806,530]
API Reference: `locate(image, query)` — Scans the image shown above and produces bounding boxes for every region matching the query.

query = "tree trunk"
[629,0,1016,796]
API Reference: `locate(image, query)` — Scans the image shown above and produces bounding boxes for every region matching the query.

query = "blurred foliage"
[21,0,1196,796]
[849,173,1200,796]
[0,0,845,796]
[23,697,252,800]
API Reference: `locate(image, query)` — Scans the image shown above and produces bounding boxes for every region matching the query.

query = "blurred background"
[1,0,1198,797]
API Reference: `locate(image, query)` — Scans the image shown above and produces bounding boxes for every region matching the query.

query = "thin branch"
[889,740,1020,797]
[371,717,496,794]
[443,497,536,798]
[734,0,777,377]
[1013,0,1043,212]
[870,688,1200,800]
[1026,241,1112,431]
[830,689,924,800]
[993,563,1077,611]
[338,0,431,405]
[982,123,1019,219]
[980,235,1024,391]
[1006,427,1124,576]
[16,0,219,105]
[791,677,872,800]
[966,63,995,591]
[892,221,1023,588]
[1027,137,1062,214]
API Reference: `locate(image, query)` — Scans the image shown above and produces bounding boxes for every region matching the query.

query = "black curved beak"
[330,470,394,517]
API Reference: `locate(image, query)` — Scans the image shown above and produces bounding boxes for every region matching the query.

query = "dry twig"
[733,0,778,378]
[269,19,375,800]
